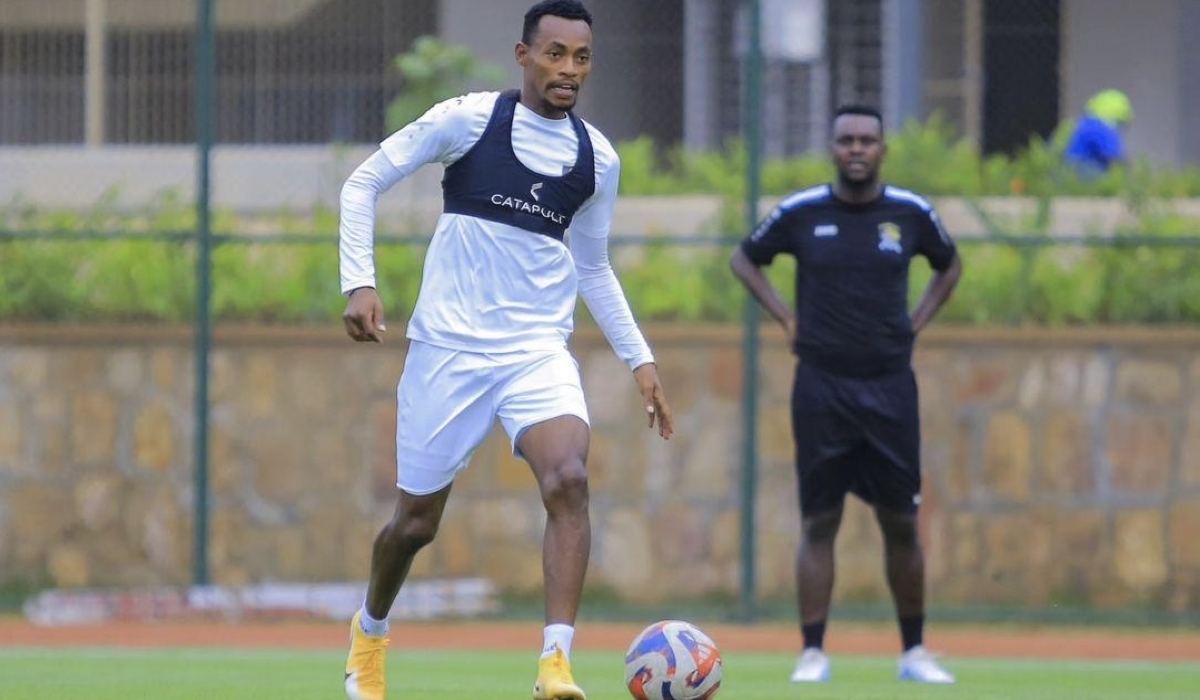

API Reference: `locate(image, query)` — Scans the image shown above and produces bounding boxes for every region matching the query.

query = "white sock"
[542,624,575,659]
[359,605,389,637]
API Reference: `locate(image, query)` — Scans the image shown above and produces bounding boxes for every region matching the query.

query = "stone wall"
[1,324,1198,613]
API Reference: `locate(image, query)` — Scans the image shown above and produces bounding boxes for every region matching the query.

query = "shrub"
[5,225,1200,326]
[385,36,506,133]
[4,118,1200,326]
[616,116,1200,199]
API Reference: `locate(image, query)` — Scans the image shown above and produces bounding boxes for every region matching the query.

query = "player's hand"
[343,287,387,343]
[633,363,673,440]
[783,317,798,355]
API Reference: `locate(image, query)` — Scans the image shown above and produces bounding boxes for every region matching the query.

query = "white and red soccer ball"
[624,620,723,700]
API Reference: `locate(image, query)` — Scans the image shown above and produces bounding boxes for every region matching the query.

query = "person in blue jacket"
[1064,89,1133,176]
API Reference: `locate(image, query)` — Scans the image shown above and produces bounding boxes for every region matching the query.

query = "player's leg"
[862,367,953,683]
[519,416,590,700]
[798,506,844,624]
[497,349,590,700]
[347,488,452,700]
[520,415,591,632]
[876,506,951,683]
[789,363,855,682]
[363,487,453,623]
[874,506,924,645]
[346,342,497,700]
[366,342,497,620]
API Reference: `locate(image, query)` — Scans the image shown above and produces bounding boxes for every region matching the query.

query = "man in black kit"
[730,105,962,684]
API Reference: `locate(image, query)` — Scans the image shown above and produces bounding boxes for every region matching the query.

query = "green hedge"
[617,115,1200,198]
[6,225,1200,325]
[4,118,1200,325]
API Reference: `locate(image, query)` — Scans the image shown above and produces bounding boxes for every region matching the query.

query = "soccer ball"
[624,620,722,700]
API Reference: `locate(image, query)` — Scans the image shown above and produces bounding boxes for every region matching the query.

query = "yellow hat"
[1086,89,1133,125]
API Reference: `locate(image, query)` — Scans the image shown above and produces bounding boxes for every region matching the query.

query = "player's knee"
[539,457,589,510]
[384,513,439,550]
[801,509,843,543]
[876,511,919,547]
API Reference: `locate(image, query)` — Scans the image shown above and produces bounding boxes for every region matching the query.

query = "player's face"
[830,114,886,185]
[516,16,593,119]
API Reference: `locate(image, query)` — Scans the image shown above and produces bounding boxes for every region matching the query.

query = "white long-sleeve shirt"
[338,91,654,370]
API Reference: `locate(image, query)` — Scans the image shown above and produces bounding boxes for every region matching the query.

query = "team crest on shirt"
[878,222,903,253]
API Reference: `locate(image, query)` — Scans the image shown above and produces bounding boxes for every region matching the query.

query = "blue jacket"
[1064,115,1124,174]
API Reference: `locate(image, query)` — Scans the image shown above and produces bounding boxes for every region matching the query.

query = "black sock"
[801,620,827,650]
[899,615,924,651]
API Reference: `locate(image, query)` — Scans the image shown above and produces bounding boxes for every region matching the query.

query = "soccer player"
[337,2,674,699]
[729,105,962,684]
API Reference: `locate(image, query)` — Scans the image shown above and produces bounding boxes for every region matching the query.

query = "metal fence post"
[739,0,764,623]
[192,0,216,587]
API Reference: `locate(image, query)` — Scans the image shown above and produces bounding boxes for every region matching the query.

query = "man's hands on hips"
[633,363,674,440]
[343,287,387,343]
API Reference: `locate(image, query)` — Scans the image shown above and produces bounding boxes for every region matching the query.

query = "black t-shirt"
[739,184,957,378]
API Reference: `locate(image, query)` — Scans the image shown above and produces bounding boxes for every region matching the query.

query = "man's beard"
[541,89,576,115]
[837,169,877,192]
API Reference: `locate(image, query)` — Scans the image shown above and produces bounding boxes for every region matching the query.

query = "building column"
[882,0,924,131]
[963,0,984,147]
[1181,0,1200,164]
[85,0,107,145]
[683,0,719,151]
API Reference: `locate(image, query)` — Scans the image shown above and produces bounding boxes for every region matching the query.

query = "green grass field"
[2,647,1198,700]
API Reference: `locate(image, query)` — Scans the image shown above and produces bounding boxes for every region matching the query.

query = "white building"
[1,0,1196,209]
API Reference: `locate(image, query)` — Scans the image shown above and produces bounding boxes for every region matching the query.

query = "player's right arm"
[339,93,494,343]
[340,151,403,343]
[730,205,799,351]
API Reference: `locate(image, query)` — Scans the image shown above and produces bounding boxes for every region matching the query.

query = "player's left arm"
[910,205,962,333]
[571,143,673,439]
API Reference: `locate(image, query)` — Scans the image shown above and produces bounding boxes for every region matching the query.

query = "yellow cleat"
[344,610,389,700]
[533,647,586,700]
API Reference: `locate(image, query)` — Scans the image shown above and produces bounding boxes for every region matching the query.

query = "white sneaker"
[897,645,955,684]
[789,648,831,682]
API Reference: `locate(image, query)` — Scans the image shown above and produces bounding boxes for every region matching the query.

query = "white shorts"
[395,340,589,495]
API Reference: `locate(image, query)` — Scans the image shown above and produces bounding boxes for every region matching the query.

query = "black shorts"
[791,361,921,516]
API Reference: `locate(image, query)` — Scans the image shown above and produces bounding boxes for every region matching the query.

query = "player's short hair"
[523,0,593,45]
[833,105,885,136]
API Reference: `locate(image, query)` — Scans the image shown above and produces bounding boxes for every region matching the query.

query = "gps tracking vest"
[442,89,596,242]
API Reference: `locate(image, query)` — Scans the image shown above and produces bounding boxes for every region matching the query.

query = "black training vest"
[441,90,596,242]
